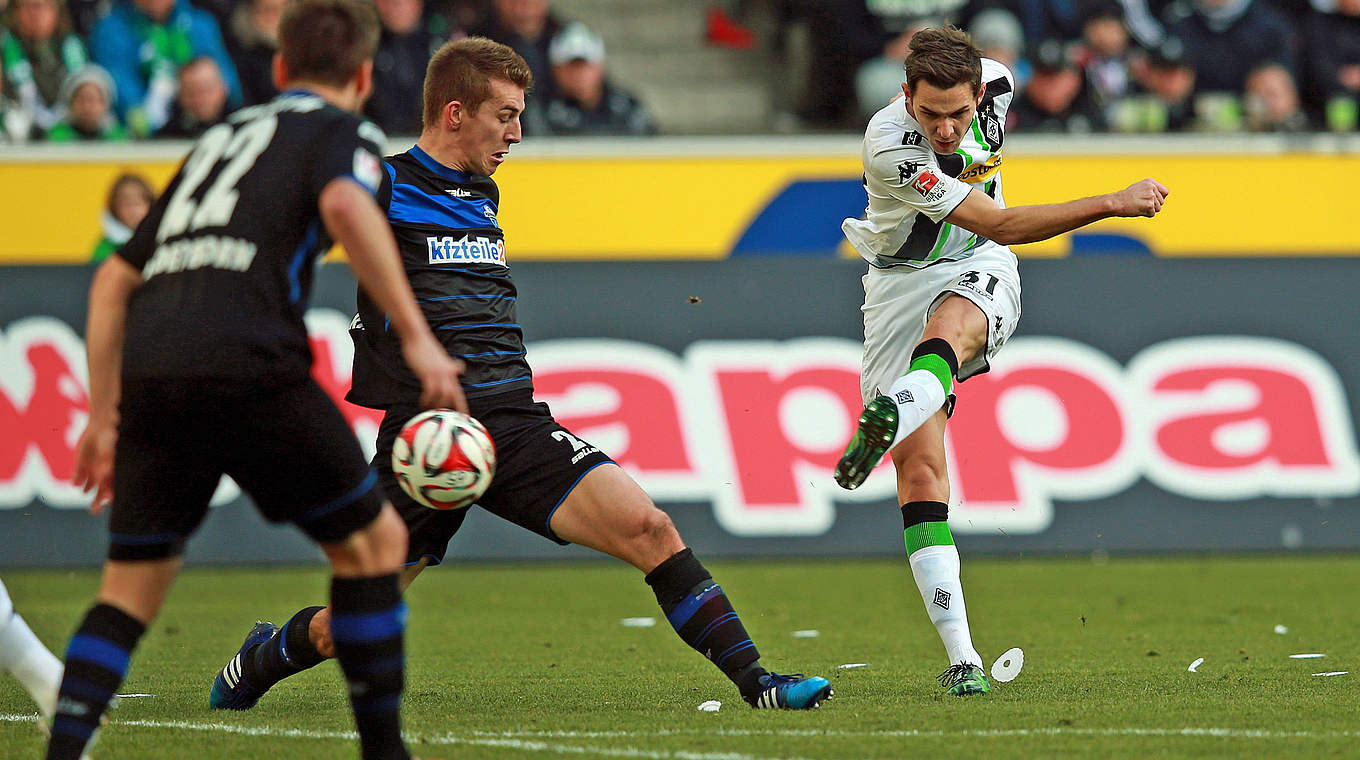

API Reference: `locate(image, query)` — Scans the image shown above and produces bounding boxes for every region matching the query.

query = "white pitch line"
[7,714,1360,748]
[0,713,806,760]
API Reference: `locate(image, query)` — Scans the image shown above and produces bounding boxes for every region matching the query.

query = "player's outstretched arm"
[74,255,143,514]
[946,178,1169,246]
[318,177,469,413]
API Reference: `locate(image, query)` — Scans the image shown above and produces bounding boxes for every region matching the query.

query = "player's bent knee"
[322,504,409,576]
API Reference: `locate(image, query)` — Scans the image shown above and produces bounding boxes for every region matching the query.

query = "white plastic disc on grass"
[990,647,1024,682]
[697,700,721,712]
[1187,657,1205,673]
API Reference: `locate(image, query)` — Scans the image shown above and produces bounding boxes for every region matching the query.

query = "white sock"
[885,369,946,450]
[0,578,63,718]
[907,544,982,667]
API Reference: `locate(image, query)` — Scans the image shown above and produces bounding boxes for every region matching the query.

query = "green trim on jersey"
[905,521,955,554]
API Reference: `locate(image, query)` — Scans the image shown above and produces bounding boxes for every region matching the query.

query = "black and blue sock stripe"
[329,574,410,760]
[47,603,145,760]
[646,549,764,692]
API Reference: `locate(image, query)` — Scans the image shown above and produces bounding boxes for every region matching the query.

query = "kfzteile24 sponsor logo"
[3,316,1358,539]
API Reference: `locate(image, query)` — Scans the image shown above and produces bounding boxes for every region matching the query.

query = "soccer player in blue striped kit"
[209,37,833,714]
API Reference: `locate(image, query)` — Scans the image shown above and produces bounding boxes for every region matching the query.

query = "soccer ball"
[391,410,496,510]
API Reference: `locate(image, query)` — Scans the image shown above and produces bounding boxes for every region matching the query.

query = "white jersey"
[842,58,1016,270]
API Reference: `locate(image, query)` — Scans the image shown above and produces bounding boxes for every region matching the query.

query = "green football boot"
[834,395,898,490]
[938,663,992,696]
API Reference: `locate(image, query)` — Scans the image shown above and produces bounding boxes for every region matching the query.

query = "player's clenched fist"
[1113,178,1170,218]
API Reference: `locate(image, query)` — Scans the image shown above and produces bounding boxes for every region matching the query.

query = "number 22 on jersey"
[156,117,278,242]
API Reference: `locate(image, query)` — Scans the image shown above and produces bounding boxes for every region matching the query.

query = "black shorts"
[109,376,385,560]
[372,389,614,565]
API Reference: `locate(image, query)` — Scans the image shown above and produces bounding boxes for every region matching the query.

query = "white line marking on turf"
[0,714,805,760]
[8,714,1360,749]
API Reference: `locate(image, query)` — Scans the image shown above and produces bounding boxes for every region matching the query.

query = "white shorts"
[859,243,1022,403]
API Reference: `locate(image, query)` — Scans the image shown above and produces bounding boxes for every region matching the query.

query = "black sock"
[244,605,327,688]
[330,575,410,760]
[644,548,767,701]
[47,603,145,760]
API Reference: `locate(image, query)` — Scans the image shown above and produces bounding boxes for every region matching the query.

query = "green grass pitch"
[3,555,1359,759]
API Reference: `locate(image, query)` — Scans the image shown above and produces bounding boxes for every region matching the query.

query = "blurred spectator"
[1243,61,1311,131]
[90,0,242,137]
[1073,0,1137,121]
[92,172,155,263]
[1125,35,1197,130]
[470,0,563,111]
[365,0,452,135]
[969,7,1027,85]
[854,17,934,121]
[155,55,228,138]
[0,56,35,141]
[227,0,284,106]
[65,0,105,37]
[1,0,89,134]
[542,22,656,136]
[1163,0,1296,96]
[1299,0,1360,130]
[1010,39,1104,131]
[45,64,127,141]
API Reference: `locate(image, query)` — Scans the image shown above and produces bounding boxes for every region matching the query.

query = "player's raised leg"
[549,464,833,710]
[836,335,959,491]
[0,577,63,721]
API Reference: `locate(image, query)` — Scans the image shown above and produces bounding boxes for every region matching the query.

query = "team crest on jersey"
[352,148,382,193]
[482,203,497,224]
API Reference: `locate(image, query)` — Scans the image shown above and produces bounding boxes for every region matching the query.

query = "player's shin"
[329,575,410,760]
[244,605,328,689]
[644,548,768,700]
[46,603,146,760]
[902,502,981,668]
[886,338,958,449]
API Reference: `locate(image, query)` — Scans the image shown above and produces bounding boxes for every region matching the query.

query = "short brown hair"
[422,37,533,129]
[278,0,380,88]
[902,26,984,95]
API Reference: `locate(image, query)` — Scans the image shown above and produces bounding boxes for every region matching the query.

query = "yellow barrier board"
[3,145,1357,263]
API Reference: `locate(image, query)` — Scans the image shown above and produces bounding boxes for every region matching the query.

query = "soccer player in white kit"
[835,26,1168,695]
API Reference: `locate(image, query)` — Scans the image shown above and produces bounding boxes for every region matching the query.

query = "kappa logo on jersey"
[911,170,941,196]
[352,148,382,193]
[898,160,923,184]
[426,235,507,266]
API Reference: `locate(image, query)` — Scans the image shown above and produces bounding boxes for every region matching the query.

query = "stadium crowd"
[2,0,1356,142]
[0,0,655,141]
[773,0,1360,133]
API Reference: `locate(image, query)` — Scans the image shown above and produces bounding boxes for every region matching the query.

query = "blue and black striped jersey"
[347,146,533,408]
